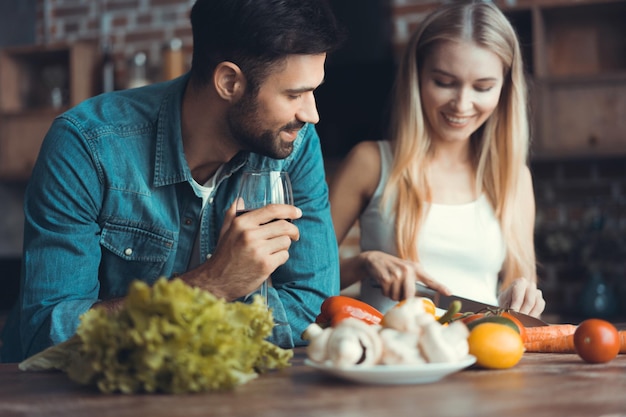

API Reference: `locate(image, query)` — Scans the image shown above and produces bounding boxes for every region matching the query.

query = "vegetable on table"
[524,334,576,353]
[574,319,620,363]
[315,295,384,327]
[437,300,462,324]
[523,324,578,352]
[19,278,293,393]
[420,319,470,363]
[304,296,470,367]
[523,322,626,356]
[303,318,383,367]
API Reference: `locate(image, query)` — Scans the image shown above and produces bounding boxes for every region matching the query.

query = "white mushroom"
[380,297,428,335]
[442,321,470,359]
[378,327,425,365]
[302,323,333,364]
[419,320,470,363]
[303,318,383,367]
[326,318,383,367]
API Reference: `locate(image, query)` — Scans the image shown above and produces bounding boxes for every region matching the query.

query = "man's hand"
[181,201,302,300]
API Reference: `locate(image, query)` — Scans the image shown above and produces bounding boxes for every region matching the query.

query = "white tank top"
[358,141,505,313]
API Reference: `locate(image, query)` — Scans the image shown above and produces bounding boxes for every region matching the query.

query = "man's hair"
[189,0,344,92]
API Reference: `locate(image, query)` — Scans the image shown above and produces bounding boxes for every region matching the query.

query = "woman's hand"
[497,277,546,317]
[360,251,450,301]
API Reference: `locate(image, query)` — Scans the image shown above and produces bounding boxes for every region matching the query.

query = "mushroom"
[378,327,425,365]
[419,320,470,363]
[302,323,333,364]
[303,318,383,367]
[380,297,428,335]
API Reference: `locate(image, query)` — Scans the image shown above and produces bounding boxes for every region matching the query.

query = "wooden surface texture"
[1,349,626,417]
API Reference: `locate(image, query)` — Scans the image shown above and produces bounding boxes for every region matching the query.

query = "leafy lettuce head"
[21,278,293,394]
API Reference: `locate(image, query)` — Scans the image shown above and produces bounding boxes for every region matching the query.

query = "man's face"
[227,54,326,159]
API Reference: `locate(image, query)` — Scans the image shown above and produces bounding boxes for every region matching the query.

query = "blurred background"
[0,0,625,326]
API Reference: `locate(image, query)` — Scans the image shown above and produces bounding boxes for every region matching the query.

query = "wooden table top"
[1,349,625,417]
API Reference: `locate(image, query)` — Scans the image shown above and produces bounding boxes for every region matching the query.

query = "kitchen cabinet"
[0,42,99,180]
[498,0,626,159]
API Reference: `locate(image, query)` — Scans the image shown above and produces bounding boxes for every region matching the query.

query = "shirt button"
[206,253,212,260]
[209,197,214,204]
[124,248,133,256]
[184,218,193,225]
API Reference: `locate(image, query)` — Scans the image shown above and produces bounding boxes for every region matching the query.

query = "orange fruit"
[420,298,436,316]
[394,297,436,316]
[468,322,525,369]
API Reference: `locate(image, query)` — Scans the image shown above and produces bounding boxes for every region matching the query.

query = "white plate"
[305,356,476,385]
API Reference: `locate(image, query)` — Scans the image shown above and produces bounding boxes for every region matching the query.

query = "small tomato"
[500,312,527,342]
[461,313,485,326]
[573,319,620,364]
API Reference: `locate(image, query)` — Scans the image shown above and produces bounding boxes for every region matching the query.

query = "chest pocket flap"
[100,222,174,262]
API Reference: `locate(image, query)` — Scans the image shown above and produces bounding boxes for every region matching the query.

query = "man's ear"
[213,62,246,102]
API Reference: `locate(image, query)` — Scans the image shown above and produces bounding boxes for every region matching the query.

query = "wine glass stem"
[260,280,268,305]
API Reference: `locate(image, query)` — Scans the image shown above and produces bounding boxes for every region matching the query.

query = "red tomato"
[461,313,485,326]
[573,319,620,364]
[500,312,527,342]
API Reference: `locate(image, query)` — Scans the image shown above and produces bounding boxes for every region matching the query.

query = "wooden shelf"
[0,41,99,180]
[498,0,626,158]
[537,72,626,85]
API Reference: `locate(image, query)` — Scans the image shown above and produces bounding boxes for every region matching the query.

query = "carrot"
[523,324,577,344]
[523,327,626,354]
[524,334,575,353]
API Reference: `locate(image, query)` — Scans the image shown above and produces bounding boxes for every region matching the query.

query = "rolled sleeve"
[18,117,104,358]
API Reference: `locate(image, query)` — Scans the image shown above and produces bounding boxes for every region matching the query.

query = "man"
[1,0,343,361]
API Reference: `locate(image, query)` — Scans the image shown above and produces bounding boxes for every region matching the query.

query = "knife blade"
[414,283,549,327]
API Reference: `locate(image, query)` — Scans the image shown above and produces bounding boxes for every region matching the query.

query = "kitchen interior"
[0,0,625,333]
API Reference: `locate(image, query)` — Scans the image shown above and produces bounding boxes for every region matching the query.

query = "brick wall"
[31,0,440,89]
[532,158,626,320]
[35,0,195,88]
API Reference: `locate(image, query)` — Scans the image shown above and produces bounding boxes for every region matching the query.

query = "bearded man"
[1,0,343,362]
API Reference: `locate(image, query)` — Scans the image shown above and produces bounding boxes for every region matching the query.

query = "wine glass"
[236,170,294,304]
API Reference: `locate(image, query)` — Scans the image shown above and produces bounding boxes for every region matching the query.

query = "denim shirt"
[0,74,339,362]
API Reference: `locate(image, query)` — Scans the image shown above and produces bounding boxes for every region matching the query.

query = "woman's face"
[419,39,504,145]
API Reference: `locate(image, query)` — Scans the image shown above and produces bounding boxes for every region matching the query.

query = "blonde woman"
[330,0,545,316]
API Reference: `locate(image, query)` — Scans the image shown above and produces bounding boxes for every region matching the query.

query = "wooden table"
[1,349,625,417]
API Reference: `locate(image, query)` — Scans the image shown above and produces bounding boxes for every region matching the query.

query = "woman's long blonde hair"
[382,0,535,289]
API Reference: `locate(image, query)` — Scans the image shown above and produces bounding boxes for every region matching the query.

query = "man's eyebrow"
[284,79,326,94]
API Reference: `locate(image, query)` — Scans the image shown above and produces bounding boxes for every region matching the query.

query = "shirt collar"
[153,73,193,187]
[151,75,258,188]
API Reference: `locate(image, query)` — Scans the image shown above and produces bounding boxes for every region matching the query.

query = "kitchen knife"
[414,283,549,327]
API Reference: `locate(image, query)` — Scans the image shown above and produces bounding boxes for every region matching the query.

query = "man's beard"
[227,92,303,159]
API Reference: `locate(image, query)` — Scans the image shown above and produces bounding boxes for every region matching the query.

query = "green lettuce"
[19,278,293,393]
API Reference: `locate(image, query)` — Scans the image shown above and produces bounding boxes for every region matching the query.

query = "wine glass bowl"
[235,170,294,304]
[236,171,294,215]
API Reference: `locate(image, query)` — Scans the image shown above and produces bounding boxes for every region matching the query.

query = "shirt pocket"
[99,222,175,296]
